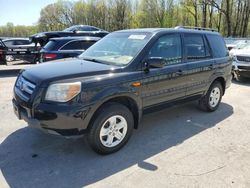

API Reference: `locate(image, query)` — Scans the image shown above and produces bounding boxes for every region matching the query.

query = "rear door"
[183,33,215,96]
[141,33,188,107]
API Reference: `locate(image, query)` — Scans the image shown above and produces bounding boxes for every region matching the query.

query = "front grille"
[15,75,36,101]
[236,56,250,62]
[238,66,250,70]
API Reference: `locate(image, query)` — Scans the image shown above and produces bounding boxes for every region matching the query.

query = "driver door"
[141,33,188,108]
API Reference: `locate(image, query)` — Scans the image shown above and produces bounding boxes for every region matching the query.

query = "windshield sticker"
[128,35,146,40]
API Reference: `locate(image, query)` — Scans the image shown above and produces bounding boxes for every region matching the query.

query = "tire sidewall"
[87,103,134,154]
[206,82,223,111]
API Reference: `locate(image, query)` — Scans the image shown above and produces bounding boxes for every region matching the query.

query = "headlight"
[45,82,81,102]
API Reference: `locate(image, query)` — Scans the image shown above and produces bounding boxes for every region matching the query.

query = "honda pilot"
[13,27,232,154]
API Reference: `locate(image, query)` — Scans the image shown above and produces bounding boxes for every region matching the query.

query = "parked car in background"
[13,27,232,154]
[3,38,40,63]
[0,39,7,64]
[30,25,108,46]
[232,43,250,81]
[39,36,100,63]
[229,40,250,56]
[225,38,250,51]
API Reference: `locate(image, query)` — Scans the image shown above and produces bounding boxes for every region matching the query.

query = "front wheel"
[86,102,134,155]
[199,81,223,112]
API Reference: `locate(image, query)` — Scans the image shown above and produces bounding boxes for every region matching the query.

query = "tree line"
[0,0,250,38]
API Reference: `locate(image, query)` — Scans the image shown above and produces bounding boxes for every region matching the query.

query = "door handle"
[175,70,183,75]
[208,64,214,70]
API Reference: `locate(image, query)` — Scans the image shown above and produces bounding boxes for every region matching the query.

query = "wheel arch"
[86,93,143,131]
[212,76,226,95]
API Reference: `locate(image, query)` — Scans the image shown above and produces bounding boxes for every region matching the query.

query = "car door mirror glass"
[145,57,165,69]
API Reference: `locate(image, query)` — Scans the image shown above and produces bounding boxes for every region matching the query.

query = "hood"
[232,49,250,56]
[22,58,119,86]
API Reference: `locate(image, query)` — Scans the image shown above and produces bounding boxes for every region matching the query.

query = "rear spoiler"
[29,34,48,47]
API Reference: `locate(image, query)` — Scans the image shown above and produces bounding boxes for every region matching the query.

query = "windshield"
[79,32,152,66]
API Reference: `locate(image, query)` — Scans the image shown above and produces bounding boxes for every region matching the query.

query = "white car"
[232,44,250,81]
[229,41,250,56]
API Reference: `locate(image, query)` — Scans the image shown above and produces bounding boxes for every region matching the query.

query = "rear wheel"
[199,81,223,112]
[86,102,134,155]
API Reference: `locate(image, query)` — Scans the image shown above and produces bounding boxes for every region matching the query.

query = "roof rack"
[175,26,218,32]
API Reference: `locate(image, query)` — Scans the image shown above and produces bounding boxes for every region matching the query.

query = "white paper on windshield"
[128,35,146,40]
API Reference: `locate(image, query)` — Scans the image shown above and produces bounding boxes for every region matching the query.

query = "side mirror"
[144,57,165,71]
[72,29,78,33]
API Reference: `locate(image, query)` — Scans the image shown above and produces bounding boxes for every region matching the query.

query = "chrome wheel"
[99,115,128,148]
[209,87,221,108]
[6,55,14,62]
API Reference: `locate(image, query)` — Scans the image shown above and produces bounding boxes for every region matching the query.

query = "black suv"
[13,27,232,154]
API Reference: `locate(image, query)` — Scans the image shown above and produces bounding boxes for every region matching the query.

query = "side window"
[14,40,30,45]
[61,41,82,50]
[81,41,96,50]
[4,41,14,46]
[184,34,209,60]
[79,26,92,31]
[204,37,211,57]
[90,27,99,31]
[206,35,227,58]
[148,34,182,66]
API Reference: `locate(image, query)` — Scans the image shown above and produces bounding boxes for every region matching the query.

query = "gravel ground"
[0,74,250,188]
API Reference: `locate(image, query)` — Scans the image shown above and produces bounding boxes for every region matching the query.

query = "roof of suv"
[116,27,220,35]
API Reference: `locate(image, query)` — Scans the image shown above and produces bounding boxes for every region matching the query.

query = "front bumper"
[232,60,250,78]
[12,98,91,137]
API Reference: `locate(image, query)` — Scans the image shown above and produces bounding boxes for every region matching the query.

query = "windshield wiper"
[81,57,110,65]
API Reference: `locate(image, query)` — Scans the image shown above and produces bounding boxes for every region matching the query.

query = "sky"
[0,0,77,26]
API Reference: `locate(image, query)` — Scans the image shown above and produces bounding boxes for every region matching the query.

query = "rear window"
[14,40,30,45]
[206,35,227,58]
[43,40,58,51]
[81,41,96,50]
[61,40,95,50]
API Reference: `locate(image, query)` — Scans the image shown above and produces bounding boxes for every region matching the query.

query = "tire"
[198,81,223,112]
[86,102,134,155]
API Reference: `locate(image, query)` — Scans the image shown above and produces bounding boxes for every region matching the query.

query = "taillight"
[43,53,57,60]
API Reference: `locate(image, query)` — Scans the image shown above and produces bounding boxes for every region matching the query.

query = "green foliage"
[0,23,38,37]
[0,0,249,37]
